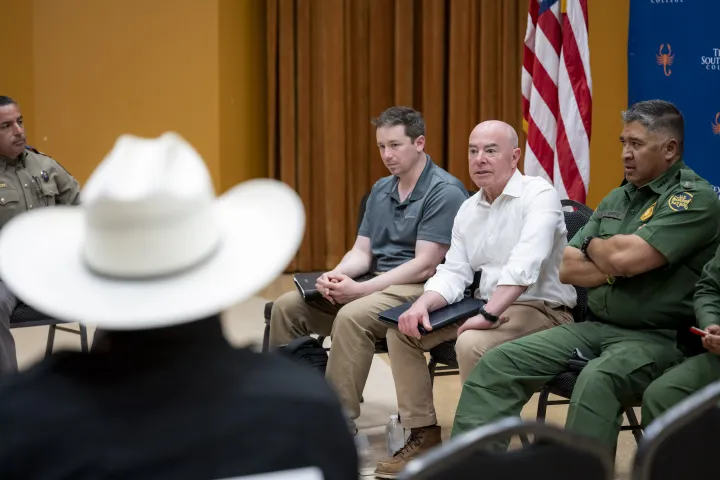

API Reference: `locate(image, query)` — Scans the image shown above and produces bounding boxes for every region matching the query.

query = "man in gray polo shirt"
[270,106,468,431]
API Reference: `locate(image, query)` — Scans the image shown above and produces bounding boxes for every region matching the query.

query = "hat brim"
[0,179,305,330]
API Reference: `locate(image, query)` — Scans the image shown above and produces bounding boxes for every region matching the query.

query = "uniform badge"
[40,170,49,182]
[640,202,656,222]
[0,183,5,189]
[668,192,694,212]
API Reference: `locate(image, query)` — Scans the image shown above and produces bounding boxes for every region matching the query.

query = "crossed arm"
[559,233,668,287]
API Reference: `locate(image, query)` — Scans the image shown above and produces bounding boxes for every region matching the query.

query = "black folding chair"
[632,379,720,480]
[399,416,614,480]
[9,303,89,357]
[535,199,643,443]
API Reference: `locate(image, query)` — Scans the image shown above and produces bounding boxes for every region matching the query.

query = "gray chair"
[631,379,720,480]
[9,303,89,357]
[399,416,614,480]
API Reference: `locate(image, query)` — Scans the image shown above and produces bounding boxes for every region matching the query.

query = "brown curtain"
[267,0,528,272]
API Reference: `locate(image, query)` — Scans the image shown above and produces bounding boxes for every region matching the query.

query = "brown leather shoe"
[374,426,442,479]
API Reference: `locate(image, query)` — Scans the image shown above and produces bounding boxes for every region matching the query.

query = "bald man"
[374,121,577,479]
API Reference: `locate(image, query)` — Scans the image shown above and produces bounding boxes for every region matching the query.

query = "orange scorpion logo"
[712,113,720,135]
[656,44,674,76]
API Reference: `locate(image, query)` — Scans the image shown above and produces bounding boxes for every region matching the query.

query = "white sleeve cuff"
[497,265,539,288]
[424,276,465,305]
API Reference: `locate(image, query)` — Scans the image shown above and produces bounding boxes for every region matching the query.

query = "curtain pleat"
[268,0,526,272]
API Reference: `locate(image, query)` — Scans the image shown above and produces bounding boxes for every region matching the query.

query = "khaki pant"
[269,283,425,421]
[387,300,573,429]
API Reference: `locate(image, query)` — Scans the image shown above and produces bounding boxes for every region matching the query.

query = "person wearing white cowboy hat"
[0,132,358,479]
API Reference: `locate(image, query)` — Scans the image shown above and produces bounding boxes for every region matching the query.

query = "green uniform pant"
[452,321,683,451]
[641,352,720,427]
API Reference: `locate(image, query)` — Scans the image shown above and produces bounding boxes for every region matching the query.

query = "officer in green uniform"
[641,242,720,426]
[0,96,80,375]
[452,100,720,452]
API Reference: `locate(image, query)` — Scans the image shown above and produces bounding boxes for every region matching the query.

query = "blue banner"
[628,0,720,197]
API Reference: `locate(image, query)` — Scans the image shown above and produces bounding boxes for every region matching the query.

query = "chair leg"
[536,388,550,421]
[45,325,56,358]
[80,324,89,353]
[262,324,270,353]
[624,407,643,443]
[427,358,438,387]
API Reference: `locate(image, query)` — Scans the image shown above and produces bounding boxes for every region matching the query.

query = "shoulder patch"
[668,192,693,212]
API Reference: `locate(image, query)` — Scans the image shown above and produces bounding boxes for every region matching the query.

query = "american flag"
[522,0,592,203]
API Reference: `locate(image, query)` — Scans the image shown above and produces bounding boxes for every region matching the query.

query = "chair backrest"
[560,199,593,322]
[399,417,613,480]
[561,199,594,239]
[631,380,720,480]
[9,303,57,328]
[357,191,371,232]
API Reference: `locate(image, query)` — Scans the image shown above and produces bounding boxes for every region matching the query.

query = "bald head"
[470,120,519,149]
[467,120,522,196]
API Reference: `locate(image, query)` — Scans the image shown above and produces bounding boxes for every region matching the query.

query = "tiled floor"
[11,274,637,479]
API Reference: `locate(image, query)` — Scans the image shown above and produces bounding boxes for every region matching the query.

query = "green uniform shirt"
[695,243,720,330]
[0,147,81,230]
[569,160,720,330]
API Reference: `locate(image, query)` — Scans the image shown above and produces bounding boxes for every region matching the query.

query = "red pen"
[689,327,708,337]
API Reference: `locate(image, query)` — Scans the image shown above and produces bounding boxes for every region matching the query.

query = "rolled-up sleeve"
[424,205,474,304]
[633,188,720,267]
[497,186,563,287]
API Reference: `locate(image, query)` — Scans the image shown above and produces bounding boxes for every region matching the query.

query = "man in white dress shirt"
[373,120,577,479]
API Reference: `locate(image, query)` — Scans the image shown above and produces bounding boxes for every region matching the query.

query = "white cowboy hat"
[0,132,305,329]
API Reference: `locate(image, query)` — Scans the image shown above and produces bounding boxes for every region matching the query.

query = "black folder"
[378,297,486,335]
[293,272,376,300]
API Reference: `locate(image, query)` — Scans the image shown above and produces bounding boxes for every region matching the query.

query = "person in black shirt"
[0,132,358,479]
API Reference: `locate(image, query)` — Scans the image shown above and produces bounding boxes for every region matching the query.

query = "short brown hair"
[371,106,425,142]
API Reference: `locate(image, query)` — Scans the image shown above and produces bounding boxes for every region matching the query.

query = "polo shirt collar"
[477,169,522,205]
[386,154,435,203]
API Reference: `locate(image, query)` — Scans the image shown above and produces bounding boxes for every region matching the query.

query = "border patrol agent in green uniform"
[0,96,81,375]
[641,243,720,426]
[452,100,720,452]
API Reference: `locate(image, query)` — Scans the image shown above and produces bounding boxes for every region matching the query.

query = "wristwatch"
[580,236,595,259]
[478,305,500,323]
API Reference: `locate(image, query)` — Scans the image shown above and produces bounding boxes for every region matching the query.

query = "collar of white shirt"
[477,170,523,205]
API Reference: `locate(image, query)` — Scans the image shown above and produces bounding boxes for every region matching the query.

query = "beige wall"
[31,0,220,187]
[3,2,36,138]
[1,0,266,193]
[587,0,629,207]
[218,0,268,192]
